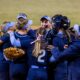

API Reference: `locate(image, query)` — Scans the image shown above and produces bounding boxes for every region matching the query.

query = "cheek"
[46,23,51,27]
[41,23,45,26]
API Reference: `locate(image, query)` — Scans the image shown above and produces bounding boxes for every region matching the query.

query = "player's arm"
[0,33,10,45]
[0,40,3,44]
[51,43,79,62]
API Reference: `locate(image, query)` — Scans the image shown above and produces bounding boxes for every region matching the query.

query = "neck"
[58,29,63,34]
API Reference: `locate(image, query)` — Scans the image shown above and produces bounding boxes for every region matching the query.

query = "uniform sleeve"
[52,37,65,51]
[52,37,58,47]
[27,29,36,39]
[0,33,10,43]
[51,43,79,61]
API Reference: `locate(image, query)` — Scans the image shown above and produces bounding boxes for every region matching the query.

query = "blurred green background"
[0,0,80,28]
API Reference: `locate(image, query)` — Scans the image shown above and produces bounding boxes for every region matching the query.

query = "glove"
[3,47,25,60]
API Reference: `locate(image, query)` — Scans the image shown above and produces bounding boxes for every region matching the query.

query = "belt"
[31,65,46,69]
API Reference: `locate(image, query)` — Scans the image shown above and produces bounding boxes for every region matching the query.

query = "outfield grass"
[0,0,80,28]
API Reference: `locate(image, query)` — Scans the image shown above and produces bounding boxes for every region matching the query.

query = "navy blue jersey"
[13,32,34,64]
[14,32,33,47]
[0,33,10,44]
[0,31,34,63]
[31,49,48,67]
[27,29,36,39]
[0,33,12,50]
[52,33,69,51]
[27,49,48,80]
[0,42,4,62]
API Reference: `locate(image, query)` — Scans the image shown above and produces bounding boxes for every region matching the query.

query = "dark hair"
[52,14,70,30]
[16,22,27,30]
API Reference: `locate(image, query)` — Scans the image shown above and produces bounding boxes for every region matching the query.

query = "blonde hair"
[32,27,45,57]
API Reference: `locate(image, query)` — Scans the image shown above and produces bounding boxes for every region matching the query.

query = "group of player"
[0,13,80,80]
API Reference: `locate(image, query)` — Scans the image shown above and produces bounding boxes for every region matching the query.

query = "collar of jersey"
[14,32,28,37]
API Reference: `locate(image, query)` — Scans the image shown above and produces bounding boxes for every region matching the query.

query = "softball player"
[27,16,52,80]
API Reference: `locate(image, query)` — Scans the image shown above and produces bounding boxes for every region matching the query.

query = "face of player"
[9,26,16,31]
[41,19,52,29]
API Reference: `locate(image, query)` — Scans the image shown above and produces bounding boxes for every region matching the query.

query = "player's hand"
[46,45,54,51]
[64,44,68,49]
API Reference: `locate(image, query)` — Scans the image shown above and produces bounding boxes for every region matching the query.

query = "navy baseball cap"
[17,13,27,19]
[40,16,51,22]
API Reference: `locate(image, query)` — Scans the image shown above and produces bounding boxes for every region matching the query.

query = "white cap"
[17,13,27,19]
[73,24,80,35]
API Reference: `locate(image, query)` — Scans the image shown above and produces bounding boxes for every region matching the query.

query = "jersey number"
[38,50,46,63]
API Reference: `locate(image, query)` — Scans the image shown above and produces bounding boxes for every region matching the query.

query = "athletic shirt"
[31,49,48,67]
[0,36,4,62]
[1,31,34,63]
[31,36,49,67]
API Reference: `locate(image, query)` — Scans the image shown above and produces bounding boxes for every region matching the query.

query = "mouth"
[45,25,48,28]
